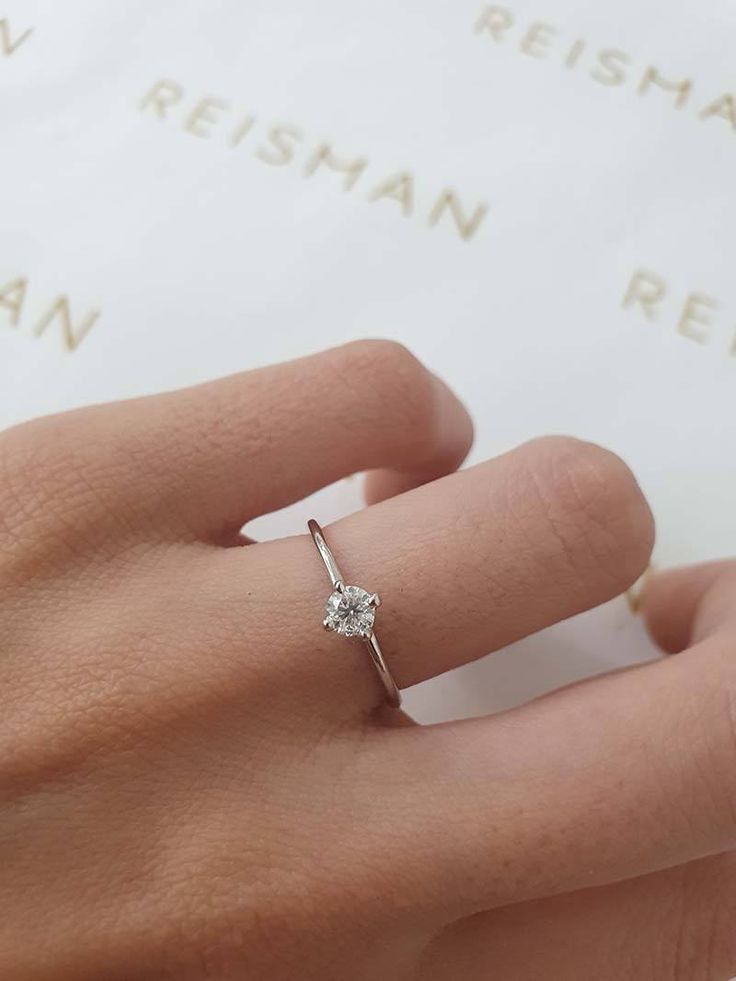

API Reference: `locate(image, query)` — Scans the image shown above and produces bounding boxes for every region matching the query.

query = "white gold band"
[308,519,401,709]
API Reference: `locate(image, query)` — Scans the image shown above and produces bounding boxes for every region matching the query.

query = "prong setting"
[308,518,401,708]
[323,584,376,638]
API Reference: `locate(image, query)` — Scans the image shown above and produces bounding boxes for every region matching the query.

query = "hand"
[0,340,733,980]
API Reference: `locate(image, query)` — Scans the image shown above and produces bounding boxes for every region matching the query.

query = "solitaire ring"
[308,519,401,709]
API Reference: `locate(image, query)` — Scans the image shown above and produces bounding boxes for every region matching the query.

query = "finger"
[642,560,736,653]
[419,853,736,980]
[233,435,653,706]
[363,372,472,505]
[3,340,472,546]
[383,570,736,913]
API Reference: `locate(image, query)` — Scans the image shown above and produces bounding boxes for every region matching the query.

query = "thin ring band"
[308,519,402,709]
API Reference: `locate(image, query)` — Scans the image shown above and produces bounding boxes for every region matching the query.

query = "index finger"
[1,340,472,547]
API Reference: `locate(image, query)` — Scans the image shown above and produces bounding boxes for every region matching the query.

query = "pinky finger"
[419,853,736,981]
[642,560,736,653]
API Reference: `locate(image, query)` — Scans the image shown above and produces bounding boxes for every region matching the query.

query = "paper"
[3,0,733,721]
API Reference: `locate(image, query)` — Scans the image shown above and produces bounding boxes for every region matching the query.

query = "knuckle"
[339,338,428,398]
[341,337,421,375]
[338,339,437,450]
[521,436,654,591]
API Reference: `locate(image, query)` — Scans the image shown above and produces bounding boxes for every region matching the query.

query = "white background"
[2,0,735,721]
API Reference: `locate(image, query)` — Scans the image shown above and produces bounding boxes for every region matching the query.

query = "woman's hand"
[1,340,733,980]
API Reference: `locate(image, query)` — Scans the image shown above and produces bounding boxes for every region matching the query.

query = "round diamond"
[324,585,375,638]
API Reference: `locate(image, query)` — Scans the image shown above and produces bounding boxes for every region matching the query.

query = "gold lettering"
[255,124,303,166]
[565,39,586,69]
[184,96,229,138]
[229,114,256,148]
[623,270,666,320]
[135,83,492,244]
[638,66,692,109]
[625,566,654,614]
[519,22,556,60]
[700,94,736,130]
[428,190,489,241]
[0,19,32,56]
[139,79,183,118]
[591,49,630,87]
[624,589,639,615]
[368,173,414,217]
[303,144,368,191]
[677,293,717,344]
[474,5,513,41]
[34,297,99,352]
[0,277,27,326]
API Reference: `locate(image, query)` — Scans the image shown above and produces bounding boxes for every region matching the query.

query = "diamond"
[324,585,376,638]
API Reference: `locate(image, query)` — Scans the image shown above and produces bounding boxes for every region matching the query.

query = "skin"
[0,339,734,980]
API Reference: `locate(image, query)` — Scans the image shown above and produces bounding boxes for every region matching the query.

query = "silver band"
[308,519,401,709]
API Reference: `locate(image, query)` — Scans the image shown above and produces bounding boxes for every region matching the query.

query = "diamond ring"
[308,519,401,709]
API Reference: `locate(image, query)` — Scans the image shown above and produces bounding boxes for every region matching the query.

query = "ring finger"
[209,433,654,712]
